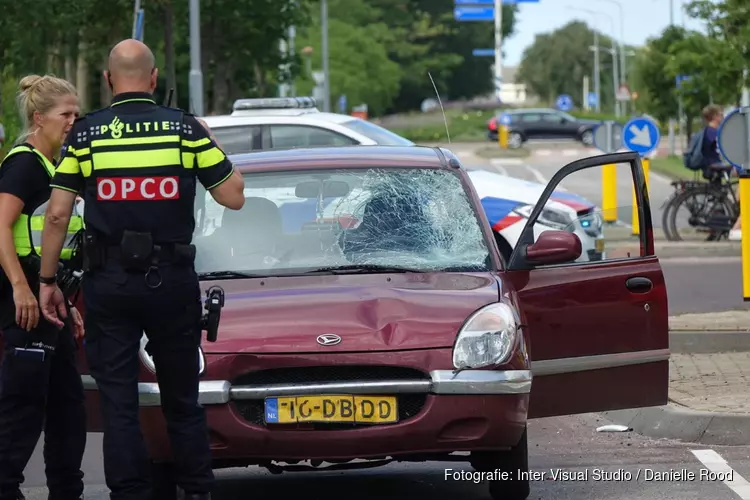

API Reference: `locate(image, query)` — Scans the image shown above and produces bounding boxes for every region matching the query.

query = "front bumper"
[81,369,532,407]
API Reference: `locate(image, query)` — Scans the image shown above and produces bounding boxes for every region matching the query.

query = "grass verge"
[474,146,531,159]
[649,155,697,181]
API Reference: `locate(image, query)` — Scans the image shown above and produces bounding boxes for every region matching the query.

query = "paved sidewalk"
[670,352,750,414]
[670,310,750,331]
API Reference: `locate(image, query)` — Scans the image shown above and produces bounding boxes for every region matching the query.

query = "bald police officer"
[37,39,245,500]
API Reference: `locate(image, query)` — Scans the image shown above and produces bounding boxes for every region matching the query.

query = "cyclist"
[695,104,741,240]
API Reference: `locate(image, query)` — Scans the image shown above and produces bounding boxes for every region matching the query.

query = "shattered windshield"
[193,167,492,276]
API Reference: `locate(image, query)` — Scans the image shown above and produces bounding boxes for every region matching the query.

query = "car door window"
[211,125,262,155]
[503,155,668,419]
[520,114,541,123]
[269,125,358,150]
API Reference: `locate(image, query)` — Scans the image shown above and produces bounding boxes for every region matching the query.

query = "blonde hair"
[15,74,78,145]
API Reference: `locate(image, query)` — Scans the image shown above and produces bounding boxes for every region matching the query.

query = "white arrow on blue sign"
[556,94,573,111]
[587,92,597,108]
[622,116,661,156]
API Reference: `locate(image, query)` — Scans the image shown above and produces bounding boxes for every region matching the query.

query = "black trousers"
[0,293,86,500]
[82,258,214,500]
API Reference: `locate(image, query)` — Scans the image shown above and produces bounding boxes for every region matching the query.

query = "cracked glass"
[193,167,493,275]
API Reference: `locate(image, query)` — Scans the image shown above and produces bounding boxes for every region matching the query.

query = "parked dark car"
[487,108,601,148]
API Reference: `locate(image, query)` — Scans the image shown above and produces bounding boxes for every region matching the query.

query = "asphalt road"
[661,256,749,315]
[20,413,750,499]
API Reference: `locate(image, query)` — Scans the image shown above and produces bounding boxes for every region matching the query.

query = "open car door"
[503,151,669,418]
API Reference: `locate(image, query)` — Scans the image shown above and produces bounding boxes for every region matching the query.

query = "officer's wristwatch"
[38,274,56,285]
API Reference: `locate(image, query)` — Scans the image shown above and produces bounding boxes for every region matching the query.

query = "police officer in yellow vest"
[37,40,245,500]
[0,75,86,500]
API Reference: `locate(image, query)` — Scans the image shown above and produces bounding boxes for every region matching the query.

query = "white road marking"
[489,159,509,176]
[691,449,750,499]
[524,165,547,184]
[536,150,552,156]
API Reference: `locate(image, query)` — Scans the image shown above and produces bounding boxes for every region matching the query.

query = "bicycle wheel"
[661,192,682,241]
[668,185,738,241]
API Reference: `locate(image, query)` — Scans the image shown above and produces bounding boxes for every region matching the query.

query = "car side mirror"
[525,230,582,265]
[560,117,567,124]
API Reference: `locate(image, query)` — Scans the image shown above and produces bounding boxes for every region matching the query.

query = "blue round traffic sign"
[556,94,573,112]
[622,116,661,156]
[499,113,511,126]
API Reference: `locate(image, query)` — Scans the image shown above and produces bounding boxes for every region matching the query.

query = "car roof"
[229,145,461,173]
[200,112,359,127]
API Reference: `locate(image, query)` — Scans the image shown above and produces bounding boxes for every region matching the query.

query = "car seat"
[198,197,285,270]
[339,189,430,257]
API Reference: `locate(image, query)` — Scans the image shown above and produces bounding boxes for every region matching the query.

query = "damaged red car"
[76,145,669,500]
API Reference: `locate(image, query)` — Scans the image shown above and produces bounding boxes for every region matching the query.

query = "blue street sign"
[556,94,573,111]
[587,92,598,108]
[338,94,347,113]
[454,0,539,3]
[675,75,691,88]
[454,6,494,21]
[499,113,511,126]
[622,116,661,156]
[472,48,495,57]
[134,8,144,41]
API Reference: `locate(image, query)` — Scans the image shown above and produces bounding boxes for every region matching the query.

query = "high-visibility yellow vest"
[0,145,84,260]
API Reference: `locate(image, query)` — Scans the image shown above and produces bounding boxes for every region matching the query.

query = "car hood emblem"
[317,334,342,346]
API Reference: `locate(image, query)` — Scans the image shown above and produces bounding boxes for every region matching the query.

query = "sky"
[501,0,708,66]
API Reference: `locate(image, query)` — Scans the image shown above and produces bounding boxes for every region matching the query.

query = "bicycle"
[661,165,739,241]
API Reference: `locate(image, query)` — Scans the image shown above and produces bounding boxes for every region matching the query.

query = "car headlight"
[452,303,518,369]
[512,203,573,231]
[579,211,603,237]
[139,333,206,376]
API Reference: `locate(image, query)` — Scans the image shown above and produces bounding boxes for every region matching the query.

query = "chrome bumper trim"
[80,375,230,407]
[81,370,532,406]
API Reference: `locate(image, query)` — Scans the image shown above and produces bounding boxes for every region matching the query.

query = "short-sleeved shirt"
[50,91,235,245]
[0,145,53,218]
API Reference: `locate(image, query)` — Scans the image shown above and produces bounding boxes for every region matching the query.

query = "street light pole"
[321,0,330,112]
[188,0,203,116]
[494,0,503,101]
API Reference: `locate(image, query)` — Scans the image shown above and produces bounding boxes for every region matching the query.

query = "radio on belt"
[201,286,225,342]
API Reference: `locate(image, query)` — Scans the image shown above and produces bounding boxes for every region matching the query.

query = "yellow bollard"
[740,171,750,301]
[498,125,508,149]
[632,157,650,236]
[602,164,617,223]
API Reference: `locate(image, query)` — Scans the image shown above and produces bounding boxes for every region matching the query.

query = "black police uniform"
[50,92,235,500]
[0,144,86,500]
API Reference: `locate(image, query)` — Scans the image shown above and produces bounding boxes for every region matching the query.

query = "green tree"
[628,26,688,124]
[517,21,618,111]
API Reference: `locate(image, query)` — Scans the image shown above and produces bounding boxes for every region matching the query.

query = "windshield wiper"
[302,264,423,275]
[198,270,263,279]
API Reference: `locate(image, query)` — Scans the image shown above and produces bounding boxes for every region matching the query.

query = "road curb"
[669,331,750,353]
[601,403,750,446]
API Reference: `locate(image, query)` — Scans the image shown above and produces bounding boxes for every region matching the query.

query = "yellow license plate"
[264,395,398,424]
[595,239,605,252]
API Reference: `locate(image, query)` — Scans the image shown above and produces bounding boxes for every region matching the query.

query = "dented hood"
[199,272,500,354]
